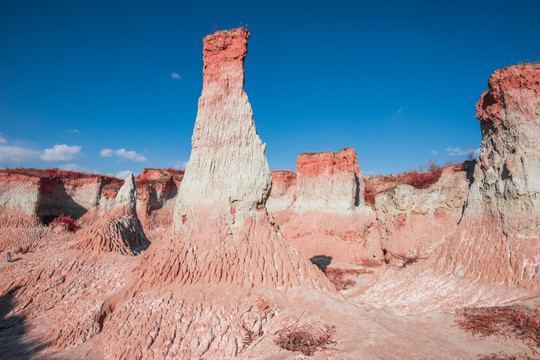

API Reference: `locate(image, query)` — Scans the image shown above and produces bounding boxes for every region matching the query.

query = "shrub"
[165,168,185,175]
[360,258,383,267]
[403,168,443,189]
[7,168,97,179]
[456,305,540,353]
[391,250,423,268]
[324,267,373,291]
[51,215,80,232]
[478,353,535,360]
[400,158,444,189]
[242,323,263,347]
[274,323,336,356]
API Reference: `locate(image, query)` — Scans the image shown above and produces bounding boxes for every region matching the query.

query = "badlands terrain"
[0,28,539,359]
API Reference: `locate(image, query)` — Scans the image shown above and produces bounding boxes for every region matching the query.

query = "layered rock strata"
[436,63,540,289]
[135,168,183,234]
[0,172,42,229]
[268,148,382,264]
[294,148,363,212]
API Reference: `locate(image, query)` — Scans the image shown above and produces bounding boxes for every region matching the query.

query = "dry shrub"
[389,250,424,268]
[14,246,30,254]
[478,353,535,360]
[324,267,373,291]
[275,323,336,356]
[403,168,443,189]
[4,168,99,179]
[360,258,383,267]
[242,323,263,347]
[456,305,540,353]
[165,168,185,175]
[401,159,444,189]
[51,215,80,232]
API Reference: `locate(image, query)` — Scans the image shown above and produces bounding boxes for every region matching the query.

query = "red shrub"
[5,168,98,179]
[51,215,80,232]
[275,323,336,356]
[403,168,443,189]
[456,305,540,353]
[389,250,424,268]
[165,168,185,175]
[324,267,373,290]
[360,258,383,267]
[478,353,535,360]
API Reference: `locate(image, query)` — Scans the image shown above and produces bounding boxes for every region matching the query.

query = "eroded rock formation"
[0,30,538,360]
[135,168,183,236]
[93,28,334,359]
[372,164,471,263]
[436,63,540,289]
[76,174,149,255]
[268,148,382,264]
[294,148,363,213]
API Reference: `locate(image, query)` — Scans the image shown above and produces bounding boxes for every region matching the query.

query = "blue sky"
[1,0,539,177]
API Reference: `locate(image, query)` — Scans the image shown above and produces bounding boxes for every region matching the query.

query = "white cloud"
[430,150,438,155]
[0,137,82,164]
[363,170,376,176]
[0,145,41,163]
[41,144,82,161]
[100,148,114,157]
[446,147,466,156]
[115,170,133,179]
[174,160,188,170]
[395,106,405,114]
[68,129,80,134]
[171,72,181,80]
[59,163,87,172]
[100,148,147,162]
[446,146,481,158]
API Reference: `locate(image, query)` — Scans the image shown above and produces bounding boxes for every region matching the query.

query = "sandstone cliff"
[436,63,540,289]
[268,148,382,265]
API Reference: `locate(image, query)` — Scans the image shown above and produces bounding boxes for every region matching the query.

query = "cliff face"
[468,63,540,214]
[134,169,183,236]
[436,64,540,289]
[294,148,363,213]
[0,172,42,227]
[268,148,382,265]
[372,165,470,263]
[265,170,297,212]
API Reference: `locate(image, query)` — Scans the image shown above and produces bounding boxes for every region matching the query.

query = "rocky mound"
[76,173,149,255]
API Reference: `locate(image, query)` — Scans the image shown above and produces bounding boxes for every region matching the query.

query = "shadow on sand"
[0,286,48,359]
[310,255,333,272]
